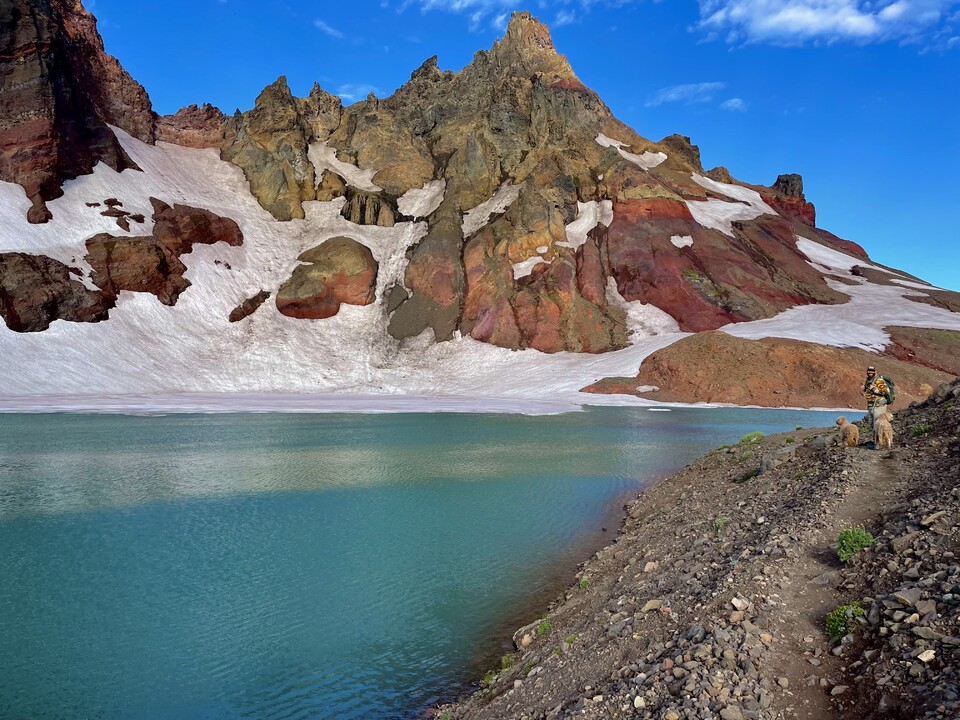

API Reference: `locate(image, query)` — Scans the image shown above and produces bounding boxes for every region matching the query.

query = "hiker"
[863,366,892,443]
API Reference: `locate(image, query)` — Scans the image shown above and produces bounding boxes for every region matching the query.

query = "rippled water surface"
[0,407,837,719]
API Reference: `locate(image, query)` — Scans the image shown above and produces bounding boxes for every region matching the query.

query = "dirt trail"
[768,448,906,718]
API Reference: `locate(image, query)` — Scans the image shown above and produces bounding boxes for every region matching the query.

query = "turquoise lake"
[0,407,838,719]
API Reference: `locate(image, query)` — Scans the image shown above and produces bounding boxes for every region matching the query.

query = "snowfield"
[1,130,959,414]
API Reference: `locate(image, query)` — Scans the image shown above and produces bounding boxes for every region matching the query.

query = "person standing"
[863,366,890,443]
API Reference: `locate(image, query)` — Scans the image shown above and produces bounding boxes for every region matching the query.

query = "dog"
[876,411,894,450]
[836,416,860,447]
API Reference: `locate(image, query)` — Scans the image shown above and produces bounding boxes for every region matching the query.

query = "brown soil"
[884,326,960,376]
[581,332,951,409]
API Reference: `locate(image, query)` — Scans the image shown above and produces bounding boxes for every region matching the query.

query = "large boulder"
[276,238,378,319]
[0,252,111,332]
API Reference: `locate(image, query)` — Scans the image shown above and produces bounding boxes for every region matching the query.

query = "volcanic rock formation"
[0,0,154,222]
[275,237,378,319]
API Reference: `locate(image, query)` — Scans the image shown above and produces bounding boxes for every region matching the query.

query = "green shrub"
[837,527,875,562]
[481,670,497,686]
[785,436,795,445]
[536,618,552,637]
[500,654,515,670]
[826,602,865,640]
[738,431,765,445]
[578,577,590,589]
[564,634,578,644]
[795,425,803,430]
[912,423,932,437]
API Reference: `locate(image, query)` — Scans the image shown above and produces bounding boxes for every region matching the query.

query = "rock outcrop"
[275,237,378,319]
[86,198,243,305]
[388,200,465,342]
[582,331,952,408]
[220,78,344,221]
[0,252,111,332]
[157,104,235,149]
[761,173,816,226]
[0,0,154,222]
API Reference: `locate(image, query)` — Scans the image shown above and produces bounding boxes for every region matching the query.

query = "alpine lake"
[0,406,840,719]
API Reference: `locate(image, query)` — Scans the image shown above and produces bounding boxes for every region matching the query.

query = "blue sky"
[90,0,959,290]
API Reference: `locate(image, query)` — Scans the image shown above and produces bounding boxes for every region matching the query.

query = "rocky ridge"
[440,378,960,720]
[0,0,154,222]
[1,1,959,402]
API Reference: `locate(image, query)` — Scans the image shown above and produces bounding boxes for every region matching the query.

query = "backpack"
[883,376,896,404]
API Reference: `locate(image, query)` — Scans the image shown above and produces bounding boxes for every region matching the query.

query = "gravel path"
[438,378,960,720]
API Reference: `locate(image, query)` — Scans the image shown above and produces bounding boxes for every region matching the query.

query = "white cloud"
[554,9,577,26]
[336,84,382,102]
[720,97,747,110]
[645,82,726,107]
[313,19,345,39]
[697,0,960,45]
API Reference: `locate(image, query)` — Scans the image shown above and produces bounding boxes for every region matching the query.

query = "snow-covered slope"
[2,130,959,413]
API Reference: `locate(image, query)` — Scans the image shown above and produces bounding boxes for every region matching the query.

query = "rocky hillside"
[1,1,958,404]
[440,377,960,719]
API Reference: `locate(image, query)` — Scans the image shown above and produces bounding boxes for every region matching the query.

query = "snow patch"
[685,174,775,237]
[397,179,445,219]
[308,142,381,192]
[721,237,960,351]
[461,183,522,238]
[605,278,683,339]
[671,235,694,249]
[512,255,549,280]
[596,133,667,170]
[558,200,614,251]
[635,385,659,393]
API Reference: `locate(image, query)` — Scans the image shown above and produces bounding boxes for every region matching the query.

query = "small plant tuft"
[837,527,875,562]
[500,653,515,670]
[713,516,730,532]
[826,602,865,640]
[578,577,590,589]
[912,423,932,437]
[564,634,578,644]
[536,618,552,637]
[481,670,498,686]
[785,436,795,445]
[737,431,765,445]
[796,425,803,430]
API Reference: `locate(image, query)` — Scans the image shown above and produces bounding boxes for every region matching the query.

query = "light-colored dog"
[836,416,860,447]
[876,411,894,450]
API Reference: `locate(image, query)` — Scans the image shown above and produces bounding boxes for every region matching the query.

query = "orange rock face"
[583,332,952,409]
[276,238,378,320]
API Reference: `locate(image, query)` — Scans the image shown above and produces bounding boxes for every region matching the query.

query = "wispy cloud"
[313,19,344,39]
[395,0,960,45]
[720,97,747,111]
[336,84,382,102]
[697,0,960,45]
[645,82,726,107]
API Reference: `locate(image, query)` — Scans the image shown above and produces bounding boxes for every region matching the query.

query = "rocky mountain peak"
[488,11,577,80]
[774,173,805,198]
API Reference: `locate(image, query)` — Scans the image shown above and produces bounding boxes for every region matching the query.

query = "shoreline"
[439,379,960,719]
[432,478,668,717]
[0,391,862,416]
